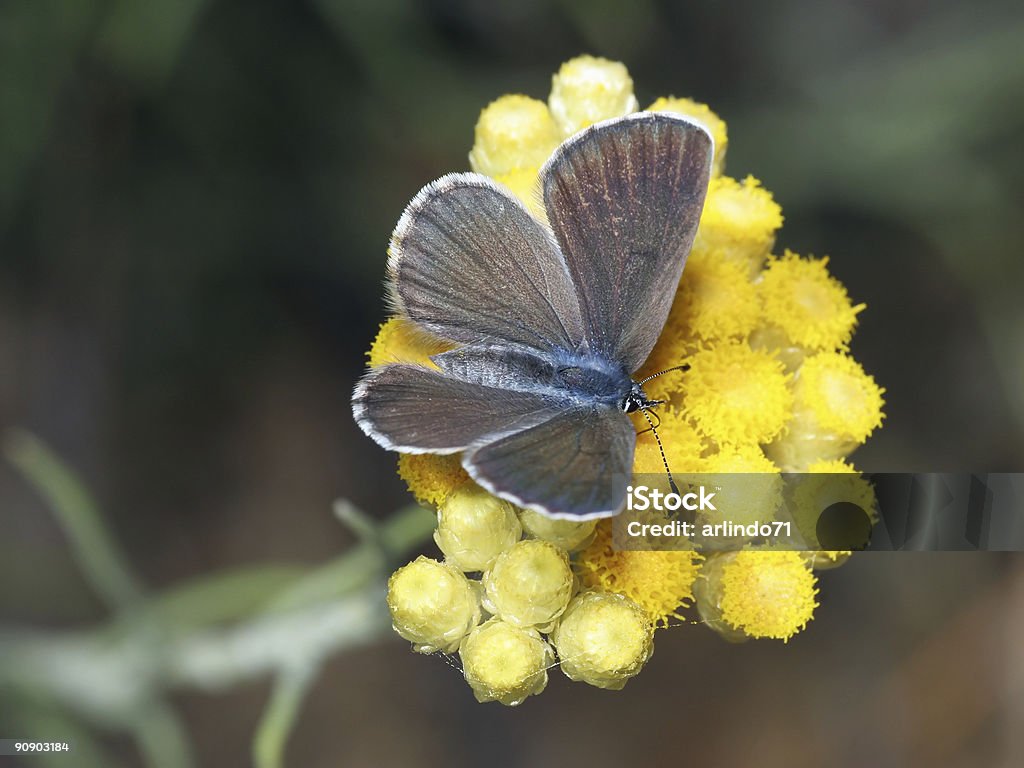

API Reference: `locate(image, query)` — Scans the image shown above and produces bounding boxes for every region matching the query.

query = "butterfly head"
[621,381,662,413]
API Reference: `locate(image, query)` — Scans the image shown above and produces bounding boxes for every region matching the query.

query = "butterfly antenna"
[638,363,690,386]
[639,407,679,496]
[635,408,661,435]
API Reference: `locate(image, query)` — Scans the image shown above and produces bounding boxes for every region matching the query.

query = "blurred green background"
[2,0,1023,766]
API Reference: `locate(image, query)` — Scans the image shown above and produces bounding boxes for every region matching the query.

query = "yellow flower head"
[631,407,705,474]
[551,591,654,689]
[367,316,452,369]
[758,251,865,352]
[632,327,692,403]
[482,539,575,630]
[682,341,793,446]
[788,460,877,564]
[494,168,545,218]
[435,484,522,572]
[459,618,554,706]
[699,445,784,528]
[468,94,561,178]
[698,551,818,642]
[793,352,886,444]
[647,96,728,175]
[387,556,482,654]
[673,253,760,343]
[548,55,638,135]
[575,519,701,627]
[690,175,783,277]
[806,458,857,473]
[703,443,779,474]
[397,453,470,511]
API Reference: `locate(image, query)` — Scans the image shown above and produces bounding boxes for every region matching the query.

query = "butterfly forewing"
[541,113,713,373]
[389,173,585,353]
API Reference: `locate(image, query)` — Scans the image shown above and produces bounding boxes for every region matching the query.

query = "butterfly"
[352,112,713,519]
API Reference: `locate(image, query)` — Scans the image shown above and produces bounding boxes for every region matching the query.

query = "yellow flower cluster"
[387,482,655,705]
[375,56,886,702]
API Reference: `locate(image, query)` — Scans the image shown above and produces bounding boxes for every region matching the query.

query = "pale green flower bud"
[434,485,522,572]
[459,618,554,706]
[387,556,481,654]
[518,508,597,552]
[548,55,638,135]
[551,591,654,690]
[468,94,561,177]
[692,553,749,643]
[482,539,574,630]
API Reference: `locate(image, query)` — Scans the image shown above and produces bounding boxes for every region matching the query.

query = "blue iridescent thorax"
[548,350,634,408]
[431,344,660,413]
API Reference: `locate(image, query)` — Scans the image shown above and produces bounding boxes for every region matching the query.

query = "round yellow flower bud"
[519,508,597,552]
[469,95,561,178]
[766,352,885,469]
[493,167,545,219]
[631,324,693,404]
[756,251,865,354]
[367,316,452,369]
[700,446,784,533]
[387,556,481,654]
[695,551,817,642]
[674,253,760,343]
[548,55,639,135]
[551,591,654,689]
[788,460,876,568]
[575,519,701,627]
[397,453,470,511]
[459,618,554,705]
[434,485,522,572]
[631,407,705,474]
[689,175,783,277]
[681,340,793,446]
[482,539,574,630]
[647,96,728,175]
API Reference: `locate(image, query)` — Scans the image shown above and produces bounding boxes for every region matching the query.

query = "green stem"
[2,429,145,611]
[132,701,197,768]
[1,430,437,768]
[0,507,433,721]
[253,665,316,768]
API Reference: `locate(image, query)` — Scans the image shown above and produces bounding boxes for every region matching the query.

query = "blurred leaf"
[138,564,310,631]
[3,430,146,612]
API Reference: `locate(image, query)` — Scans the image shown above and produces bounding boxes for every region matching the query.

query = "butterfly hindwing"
[464,405,636,519]
[352,364,565,454]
